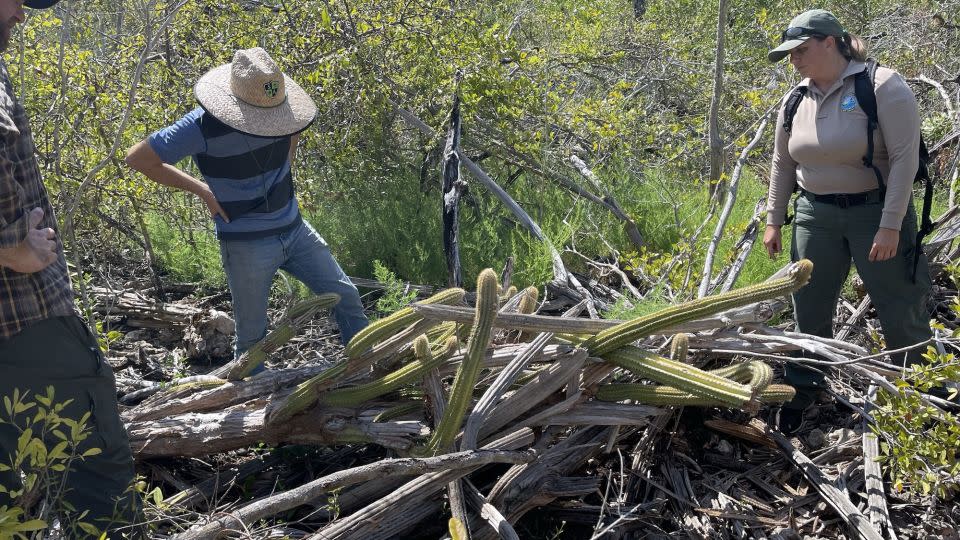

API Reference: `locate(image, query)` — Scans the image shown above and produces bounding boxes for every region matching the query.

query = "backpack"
[781,59,933,282]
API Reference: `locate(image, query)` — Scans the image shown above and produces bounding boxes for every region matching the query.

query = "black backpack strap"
[781,86,808,225]
[913,138,934,282]
[782,86,807,134]
[855,59,885,197]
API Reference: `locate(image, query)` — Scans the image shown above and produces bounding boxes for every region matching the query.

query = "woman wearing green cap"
[763,9,933,430]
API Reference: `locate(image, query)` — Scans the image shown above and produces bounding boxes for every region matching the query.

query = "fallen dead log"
[91,285,201,327]
[173,449,535,540]
[128,405,427,458]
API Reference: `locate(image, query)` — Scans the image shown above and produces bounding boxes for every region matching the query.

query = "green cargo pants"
[0,316,140,537]
[787,191,933,402]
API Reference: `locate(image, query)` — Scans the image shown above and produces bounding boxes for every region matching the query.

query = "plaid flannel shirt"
[0,60,74,341]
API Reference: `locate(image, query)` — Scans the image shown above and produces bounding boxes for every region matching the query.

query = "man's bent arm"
[125,140,229,222]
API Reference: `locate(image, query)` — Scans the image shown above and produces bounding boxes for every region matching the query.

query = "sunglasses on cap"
[780,27,825,42]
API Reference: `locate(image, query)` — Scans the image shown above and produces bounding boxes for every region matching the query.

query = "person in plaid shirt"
[0,0,139,535]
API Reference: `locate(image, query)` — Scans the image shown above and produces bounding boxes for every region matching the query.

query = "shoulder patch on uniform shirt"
[840,93,858,112]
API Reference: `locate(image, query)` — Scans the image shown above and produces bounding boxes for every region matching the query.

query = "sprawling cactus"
[596,382,796,406]
[268,362,349,424]
[583,260,813,356]
[426,269,499,454]
[223,293,341,380]
[602,346,753,407]
[345,288,465,359]
[323,335,457,407]
[597,359,788,406]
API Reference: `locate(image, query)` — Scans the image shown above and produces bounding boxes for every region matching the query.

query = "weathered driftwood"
[699,113,770,297]
[91,285,201,327]
[474,426,612,540]
[128,405,427,458]
[862,385,896,540]
[124,364,328,422]
[307,428,535,540]
[461,302,585,450]
[173,449,534,540]
[131,261,853,539]
[462,477,520,540]
[769,428,885,540]
[718,196,766,293]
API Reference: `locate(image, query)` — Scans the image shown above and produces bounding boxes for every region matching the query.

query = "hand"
[200,189,230,223]
[763,225,783,259]
[0,208,58,273]
[868,227,899,262]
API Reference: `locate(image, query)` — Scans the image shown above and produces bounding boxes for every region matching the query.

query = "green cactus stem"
[267,362,348,424]
[596,382,796,406]
[712,361,774,396]
[602,346,753,407]
[345,288,465,359]
[669,334,689,362]
[518,286,539,314]
[499,285,518,304]
[373,402,423,422]
[223,293,341,380]
[426,269,499,454]
[323,335,457,408]
[583,260,813,356]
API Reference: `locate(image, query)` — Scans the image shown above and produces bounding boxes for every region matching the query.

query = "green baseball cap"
[768,9,846,62]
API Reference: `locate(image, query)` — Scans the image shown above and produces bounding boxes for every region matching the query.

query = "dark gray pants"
[787,193,933,400]
[0,316,139,537]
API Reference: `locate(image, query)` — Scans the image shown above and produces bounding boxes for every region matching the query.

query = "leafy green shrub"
[372,260,418,317]
[872,348,960,499]
[0,387,104,538]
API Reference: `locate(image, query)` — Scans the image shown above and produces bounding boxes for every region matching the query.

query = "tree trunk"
[707,0,728,198]
[442,93,465,288]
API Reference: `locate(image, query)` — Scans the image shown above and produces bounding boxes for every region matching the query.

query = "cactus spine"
[426,269,499,454]
[499,285,518,304]
[583,260,813,356]
[603,346,753,407]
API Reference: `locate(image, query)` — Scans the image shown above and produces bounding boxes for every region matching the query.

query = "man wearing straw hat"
[126,48,368,370]
[0,0,140,536]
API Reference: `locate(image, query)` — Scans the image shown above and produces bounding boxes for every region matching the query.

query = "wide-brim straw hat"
[194,47,317,137]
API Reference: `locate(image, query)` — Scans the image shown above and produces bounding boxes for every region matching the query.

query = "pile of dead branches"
[107,255,957,540]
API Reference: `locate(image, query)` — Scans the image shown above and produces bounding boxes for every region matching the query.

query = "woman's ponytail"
[839,33,868,61]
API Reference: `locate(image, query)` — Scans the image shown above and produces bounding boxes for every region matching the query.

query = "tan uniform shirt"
[767,60,921,230]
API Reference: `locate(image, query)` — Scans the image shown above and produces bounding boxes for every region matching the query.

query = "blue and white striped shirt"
[148,107,301,240]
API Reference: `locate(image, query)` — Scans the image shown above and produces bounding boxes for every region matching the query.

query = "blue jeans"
[219,220,368,360]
